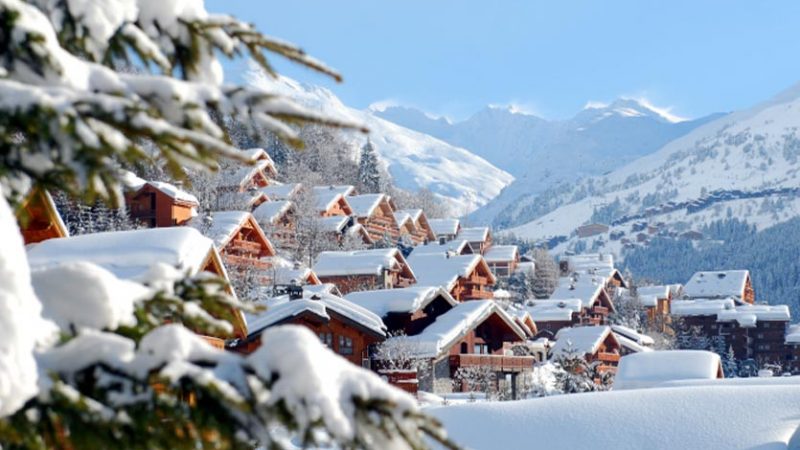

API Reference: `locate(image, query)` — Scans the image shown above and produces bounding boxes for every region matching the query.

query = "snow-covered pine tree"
[723,345,739,378]
[358,138,383,193]
[531,248,559,299]
[0,1,453,448]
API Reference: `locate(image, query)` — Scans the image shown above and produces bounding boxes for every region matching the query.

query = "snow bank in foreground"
[428,381,800,450]
[0,190,53,416]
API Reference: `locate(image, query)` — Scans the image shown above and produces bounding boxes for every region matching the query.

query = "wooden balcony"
[228,239,263,254]
[592,306,610,316]
[465,276,490,285]
[596,352,620,364]
[463,289,494,300]
[223,254,272,270]
[449,354,536,373]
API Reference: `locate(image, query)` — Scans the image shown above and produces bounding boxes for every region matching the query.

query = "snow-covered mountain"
[375,100,722,227]
[247,72,513,215]
[502,82,800,256]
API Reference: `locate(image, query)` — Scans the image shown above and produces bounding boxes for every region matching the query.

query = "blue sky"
[207,1,800,121]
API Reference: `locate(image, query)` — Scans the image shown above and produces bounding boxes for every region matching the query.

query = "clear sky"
[207,0,800,121]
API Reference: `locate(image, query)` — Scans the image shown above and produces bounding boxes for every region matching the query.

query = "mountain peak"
[578,98,686,124]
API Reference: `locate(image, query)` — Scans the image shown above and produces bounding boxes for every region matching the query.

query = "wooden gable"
[126,183,196,228]
[413,212,437,243]
[218,214,276,270]
[17,188,68,245]
[321,195,353,217]
[358,196,400,241]
[199,248,249,341]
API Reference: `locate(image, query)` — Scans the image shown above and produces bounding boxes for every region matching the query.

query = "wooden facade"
[126,183,197,228]
[215,214,276,272]
[451,258,496,301]
[318,270,416,296]
[16,188,68,245]
[353,196,401,242]
[320,194,353,217]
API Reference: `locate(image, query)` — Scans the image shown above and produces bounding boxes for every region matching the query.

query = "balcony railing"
[449,354,536,372]
[592,306,610,316]
[596,352,620,363]
[228,239,263,254]
[223,254,272,270]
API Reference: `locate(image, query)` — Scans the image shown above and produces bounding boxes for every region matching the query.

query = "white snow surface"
[406,253,487,292]
[483,245,519,263]
[614,350,721,390]
[347,194,386,218]
[0,190,55,417]
[188,210,252,248]
[429,379,800,449]
[684,270,750,300]
[409,240,471,257]
[551,326,614,357]
[146,181,199,204]
[428,219,460,237]
[26,227,216,281]
[344,286,456,317]
[523,299,583,322]
[31,261,149,331]
[246,73,513,215]
[313,248,411,279]
[260,183,302,200]
[252,200,293,225]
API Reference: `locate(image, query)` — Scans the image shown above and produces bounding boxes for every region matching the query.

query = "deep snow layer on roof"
[409,240,470,257]
[456,227,489,243]
[684,270,750,299]
[407,253,487,291]
[313,248,408,278]
[614,350,722,390]
[483,245,519,263]
[189,211,250,248]
[347,194,386,218]
[146,181,199,204]
[245,290,385,338]
[428,379,800,450]
[551,326,613,357]
[565,253,614,273]
[260,183,301,200]
[252,200,293,225]
[27,227,215,281]
[428,218,460,236]
[344,286,456,317]
[550,276,605,308]
[611,325,654,346]
[523,299,582,322]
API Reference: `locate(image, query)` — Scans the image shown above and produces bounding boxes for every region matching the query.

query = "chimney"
[288,279,303,300]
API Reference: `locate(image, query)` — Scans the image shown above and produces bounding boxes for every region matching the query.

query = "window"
[338,336,354,355]
[460,342,468,354]
[473,343,489,354]
[318,332,333,348]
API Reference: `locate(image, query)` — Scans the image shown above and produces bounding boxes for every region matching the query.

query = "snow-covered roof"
[550,275,607,309]
[319,215,351,233]
[565,253,614,273]
[188,211,253,249]
[121,170,146,191]
[262,256,318,285]
[409,240,471,257]
[344,286,457,317]
[27,227,217,281]
[615,334,653,354]
[684,270,750,300]
[252,200,293,225]
[456,227,490,243]
[483,245,520,263]
[220,149,276,188]
[614,350,722,390]
[716,304,790,327]
[314,190,347,213]
[393,211,414,228]
[402,300,525,358]
[428,218,460,237]
[524,299,583,322]
[407,253,493,291]
[313,248,414,279]
[245,290,386,338]
[395,208,423,224]
[637,285,671,299]
[551,326,615,358]
[140,181,199,205]
[611,325,654,346]
[670,298,737,316]
[786,324,800,345]
[260,183,302,200]
[347,194,388,218]
[312,185,355,198]
[217,191,268,209]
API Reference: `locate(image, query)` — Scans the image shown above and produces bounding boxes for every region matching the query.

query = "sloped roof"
[566,253,615,273]
[319,215,351,233]
[347,194,389,218]
[611,325,655,346]
[395,209,423,224]
[429,218,460,236]
[409,239,471,257]
[551,325,616,358]
[400,300,526,358]
[188,211,274,257]
[483,245,520,263]
[670,298,737,316]
[684,270,750,300]
[144,181,199,205]
[27,227,217,281]
[344,286,457,317]
[252,200,293,225]
[313,248,414,280]
[245,290,386,338]
[407,253,494,292]
[313,185,356,197]
[550,275,609,310]
[636,285,671,307]
[716,304,790,327]
[524,299,583,322]
[457,227,490,243]
[260,183,302,200]
[393,211,414,229]
[262,256,320,286]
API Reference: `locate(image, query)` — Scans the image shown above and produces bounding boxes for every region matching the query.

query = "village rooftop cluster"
[16,148,800,397]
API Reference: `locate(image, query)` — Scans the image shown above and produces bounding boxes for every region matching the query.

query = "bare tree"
[532,248,559,299]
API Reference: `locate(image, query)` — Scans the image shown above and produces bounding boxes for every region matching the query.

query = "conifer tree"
[358,139,383,193]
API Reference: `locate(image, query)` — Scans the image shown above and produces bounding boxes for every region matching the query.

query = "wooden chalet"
[189,211,276,272]
[561,253,627,290]
[683,270,755,304]
[428,218,461,243]
[313,248,416,295]
[551,326,621,373]
[456,227,492,254]
[347,194,401,242]
[240,289,386,367]
[345,286,458,336]
[550,274,617,325]
[672,299,790,367]
[407,253,496,301]
[524,299,584,339]
[410,239,473,257]
[125,180,199,228]
[313,186,354,217]
[260,182,303,201]
[575,223,609,238]
[611,325,655,356]
[219,148,277,192]
[319,215,374,246]
[16,188,69,245]
[262,256,321,287]
[394,209,436,245]
[395,300,533,397]
[25,227,247,346]
[636,285,672,331]
[252,200,296,248]
[483,245,521,279]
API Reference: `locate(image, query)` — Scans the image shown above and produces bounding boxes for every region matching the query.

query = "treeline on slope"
[622,217,800,315]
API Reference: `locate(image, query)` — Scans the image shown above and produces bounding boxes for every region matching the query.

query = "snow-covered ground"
[429,378,800,449]
[246,70,514,215]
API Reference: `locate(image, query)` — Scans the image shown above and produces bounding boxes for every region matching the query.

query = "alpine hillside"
[375,100,723,226]
[247,70,513,215]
